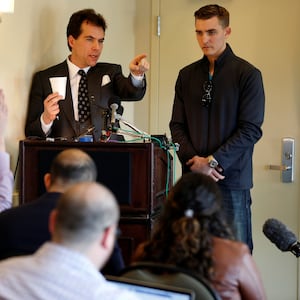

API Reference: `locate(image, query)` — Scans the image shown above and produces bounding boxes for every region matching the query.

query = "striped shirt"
[0,242,139,300]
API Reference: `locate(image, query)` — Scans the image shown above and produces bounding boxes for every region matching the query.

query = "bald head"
[48,149,97,189]
[52,182,119,247]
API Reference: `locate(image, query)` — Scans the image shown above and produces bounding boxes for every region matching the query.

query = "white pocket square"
[101,75,111,86]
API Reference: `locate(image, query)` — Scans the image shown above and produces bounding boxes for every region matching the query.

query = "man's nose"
[202,33,210,44]
[92,40,100,50]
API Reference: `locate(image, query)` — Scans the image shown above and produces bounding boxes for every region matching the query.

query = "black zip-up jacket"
[170,44,265,189]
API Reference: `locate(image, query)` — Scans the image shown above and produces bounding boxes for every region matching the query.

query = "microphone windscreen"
[263,218,297,251]
[110,103,119,111]
[117,104,124,115]
[108,96,121,107]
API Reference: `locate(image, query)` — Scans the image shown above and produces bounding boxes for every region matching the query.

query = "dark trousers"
[219,188,253,253]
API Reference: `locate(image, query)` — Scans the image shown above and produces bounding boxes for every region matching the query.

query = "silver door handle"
[268,165,291,171]
[268,137,295,183]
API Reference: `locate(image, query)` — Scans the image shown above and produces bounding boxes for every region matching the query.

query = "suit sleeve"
[25,72,48,138]
[213,68,265,170]
[169,72,198,166]
[112,64,146,101]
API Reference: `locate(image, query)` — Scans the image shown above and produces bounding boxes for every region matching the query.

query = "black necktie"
[78,69,90,123]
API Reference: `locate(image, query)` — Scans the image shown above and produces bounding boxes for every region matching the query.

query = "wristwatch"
[207,155,218,168]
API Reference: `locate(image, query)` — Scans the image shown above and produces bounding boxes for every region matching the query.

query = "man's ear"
[68,35,75,49]
[44,173,52,191]
[100,226,116,250]
[49,209,58,235]
[225,26,231,38]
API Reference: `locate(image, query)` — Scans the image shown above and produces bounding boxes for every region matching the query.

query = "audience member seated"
[0,148,124,275]
[0,182,140,300]
[0,89,13,212]
[132,173,266,300]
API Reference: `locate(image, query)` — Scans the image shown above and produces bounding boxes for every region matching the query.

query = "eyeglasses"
[201,80,213,107]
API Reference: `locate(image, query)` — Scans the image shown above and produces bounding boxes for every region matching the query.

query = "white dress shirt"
[0,152,13,212]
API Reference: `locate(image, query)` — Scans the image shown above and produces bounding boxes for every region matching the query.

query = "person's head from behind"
[163,172,231,238]
[44,148,97,192]
[194,4,231,60]
[49,181,120,269]
[67,8,107,68]
[144,173,233,279]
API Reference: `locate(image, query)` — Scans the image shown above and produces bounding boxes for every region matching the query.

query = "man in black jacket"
[169,4,265,252]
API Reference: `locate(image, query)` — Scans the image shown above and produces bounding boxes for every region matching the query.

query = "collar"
[214,43,233,66]
[201,43,234,74]
[203,43,233,66]
[67,56,91,79]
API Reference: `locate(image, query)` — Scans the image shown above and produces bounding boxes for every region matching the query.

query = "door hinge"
[157,16,161,37]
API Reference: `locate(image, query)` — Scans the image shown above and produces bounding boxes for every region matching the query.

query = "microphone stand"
[108,114,151,142]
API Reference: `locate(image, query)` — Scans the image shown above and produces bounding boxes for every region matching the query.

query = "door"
[149,0,300,299]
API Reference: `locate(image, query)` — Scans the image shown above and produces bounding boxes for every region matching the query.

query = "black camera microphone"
[263,218,300,257]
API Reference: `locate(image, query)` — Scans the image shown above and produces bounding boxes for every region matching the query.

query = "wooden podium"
[18,139,173,264]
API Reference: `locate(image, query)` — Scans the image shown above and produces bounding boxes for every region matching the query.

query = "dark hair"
[50,149,97,185]
[66,8,107,51]
[194,4,229,28]
[139,173,233,280]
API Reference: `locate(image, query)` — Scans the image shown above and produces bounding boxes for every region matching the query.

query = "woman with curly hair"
[132,173,266,300]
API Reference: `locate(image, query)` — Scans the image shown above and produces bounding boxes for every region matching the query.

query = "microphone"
[108,97,121,130]
[262,218,300,257]
[110,103,118,125]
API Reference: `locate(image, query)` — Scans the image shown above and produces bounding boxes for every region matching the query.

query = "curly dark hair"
[138,173,234,280]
